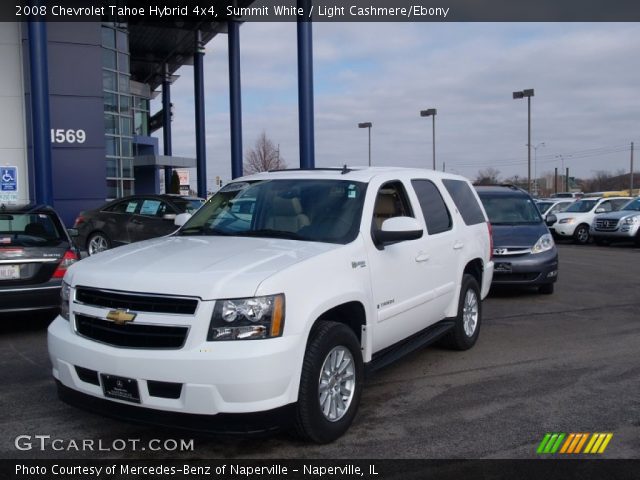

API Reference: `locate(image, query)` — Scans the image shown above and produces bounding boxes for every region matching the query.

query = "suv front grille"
[594,219,619,231]
[75,314,188,349]
[75,287,198,315]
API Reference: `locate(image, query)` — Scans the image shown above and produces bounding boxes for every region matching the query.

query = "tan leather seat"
[373,194,397,229]
[265,197,310,233]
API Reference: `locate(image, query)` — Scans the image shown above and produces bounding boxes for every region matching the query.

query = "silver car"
[591,197,640,246]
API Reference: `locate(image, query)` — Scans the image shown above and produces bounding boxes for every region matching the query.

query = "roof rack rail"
[267,166,353,175]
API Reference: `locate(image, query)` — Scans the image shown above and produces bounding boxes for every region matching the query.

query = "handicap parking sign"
[1,167,17,192]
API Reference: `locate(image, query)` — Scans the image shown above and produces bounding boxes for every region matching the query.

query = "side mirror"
[595,207,606,214]
[174,213,191,227]
[162,213,177,221]
[375,216,423,247]
[66,228,79,237]
[545,214,557,227]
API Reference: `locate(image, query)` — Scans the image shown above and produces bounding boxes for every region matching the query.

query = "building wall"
[0,23,29,205]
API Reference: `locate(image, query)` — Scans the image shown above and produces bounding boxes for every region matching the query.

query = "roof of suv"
[238,166,470,183]
[474,185,530,196]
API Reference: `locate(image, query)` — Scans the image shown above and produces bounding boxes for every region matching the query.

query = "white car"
[535,198,575,221]
[48,167,494,443]
[591,197,640,245]
[549,196,631,244]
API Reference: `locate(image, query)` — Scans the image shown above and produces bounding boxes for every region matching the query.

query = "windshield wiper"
[235,229,305,240]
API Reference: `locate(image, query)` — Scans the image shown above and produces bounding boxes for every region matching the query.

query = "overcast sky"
[155,22,640,188]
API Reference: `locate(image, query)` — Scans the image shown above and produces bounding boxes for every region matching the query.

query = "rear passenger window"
[442,179,486,225]
[411,180,452,235]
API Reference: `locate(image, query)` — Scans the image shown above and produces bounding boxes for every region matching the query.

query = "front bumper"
[550,222,577,238]
[491,248,558,286]
[591,224,640,241]
[48,316,304,418]
[0,282,61,313]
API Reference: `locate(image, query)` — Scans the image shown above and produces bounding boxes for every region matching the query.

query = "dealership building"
[0,13,316,226]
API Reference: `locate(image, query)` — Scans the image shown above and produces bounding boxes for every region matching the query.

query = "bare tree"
[244,131,287,174]
[475,168,501,185]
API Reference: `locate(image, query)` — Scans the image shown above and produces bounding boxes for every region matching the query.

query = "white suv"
[48,167,494,443]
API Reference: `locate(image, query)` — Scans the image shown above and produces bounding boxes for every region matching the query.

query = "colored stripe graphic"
[538,433,613,454]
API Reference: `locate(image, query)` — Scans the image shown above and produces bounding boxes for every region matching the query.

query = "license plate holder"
[100,374,140,403]
[0,265,19,280]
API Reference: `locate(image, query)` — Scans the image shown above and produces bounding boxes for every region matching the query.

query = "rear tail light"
[53,250,79,278]
[487,222,493,260]
[73,214,86,227]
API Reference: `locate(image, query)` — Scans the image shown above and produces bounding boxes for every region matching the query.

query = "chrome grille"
[594,219,618,232]
[75,287,198,315]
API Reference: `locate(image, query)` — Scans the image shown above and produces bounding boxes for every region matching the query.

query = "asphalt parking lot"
[1,243,639,460]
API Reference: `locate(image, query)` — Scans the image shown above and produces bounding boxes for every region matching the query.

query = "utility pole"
[554,167,558,195]
[631,142,634,195]
[565,167,569,192]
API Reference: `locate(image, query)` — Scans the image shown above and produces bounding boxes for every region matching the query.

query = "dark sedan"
[0,204,79,313]
[73,194,204,255]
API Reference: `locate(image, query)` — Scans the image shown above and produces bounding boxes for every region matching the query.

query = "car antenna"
[341,164,350,175]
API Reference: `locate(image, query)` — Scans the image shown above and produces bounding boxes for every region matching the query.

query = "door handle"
[415,253,430,263]
[453,241,464,250]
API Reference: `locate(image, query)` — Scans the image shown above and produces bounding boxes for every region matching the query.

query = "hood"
[491,223,548,248]
[67,235,338,299]
[594,210,640,221]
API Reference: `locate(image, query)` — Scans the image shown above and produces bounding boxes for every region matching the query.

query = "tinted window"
[622,198,640,211]
[443,179,485,225]
[411,180,452,234]
[139,199,163,217]
[105,199,138,214]
[611,199,631,210]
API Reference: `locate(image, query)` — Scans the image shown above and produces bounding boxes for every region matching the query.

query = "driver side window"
[372,181,413,230]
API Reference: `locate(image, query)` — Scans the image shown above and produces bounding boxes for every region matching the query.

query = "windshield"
[479,195,542,225]
[565,199,597,213]
[0,212,66,247]
[622,198,640,211]
[536,201,554,215]
[179,179,367,244]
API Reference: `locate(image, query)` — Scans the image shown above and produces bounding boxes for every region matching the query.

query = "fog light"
[547,270,558,278]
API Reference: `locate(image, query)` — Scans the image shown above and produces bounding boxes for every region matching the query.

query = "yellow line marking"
[597,433,613,454]
[584,433,598,454]
[590,433,605,453]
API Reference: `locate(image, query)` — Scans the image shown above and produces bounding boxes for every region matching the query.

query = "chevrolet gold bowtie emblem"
[106,309,136,325]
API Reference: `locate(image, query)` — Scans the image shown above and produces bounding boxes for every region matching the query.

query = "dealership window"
[102,23,133,200]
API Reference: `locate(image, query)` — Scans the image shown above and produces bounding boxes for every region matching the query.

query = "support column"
[162,65,172,192]
[28,20,53,205]
[297,0,315,169]
[194,31,207,197]
[228,21,243,180]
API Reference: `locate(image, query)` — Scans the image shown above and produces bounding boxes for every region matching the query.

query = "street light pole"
[420,108,437,170]
[529,141,545,195]
[358,122,372,166]
[513,89,534,193]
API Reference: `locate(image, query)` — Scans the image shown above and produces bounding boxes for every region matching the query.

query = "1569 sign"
[50,128,87,144]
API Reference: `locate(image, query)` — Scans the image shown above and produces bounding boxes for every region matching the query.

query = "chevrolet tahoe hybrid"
[48,167,494,443]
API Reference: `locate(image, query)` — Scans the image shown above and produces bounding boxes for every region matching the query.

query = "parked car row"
[546,196,634,244]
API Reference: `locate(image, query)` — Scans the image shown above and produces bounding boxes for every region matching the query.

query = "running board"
[365,319,455,376]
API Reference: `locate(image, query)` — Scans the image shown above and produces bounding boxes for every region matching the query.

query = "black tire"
[573,224,590,245]
[538,283,555,295]
[441,274,482,351]
[294,321,363,443]
[87,232,111,256]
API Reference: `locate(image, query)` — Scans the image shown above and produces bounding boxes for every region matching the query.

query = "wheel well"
[311,302,366,345]
[463,258,483,286]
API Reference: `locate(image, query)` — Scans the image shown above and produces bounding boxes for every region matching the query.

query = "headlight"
[623,216,639,225]
[207,294,285,341]
[558,218,575,224]
[531,234,554,254]
[60,281,71,321]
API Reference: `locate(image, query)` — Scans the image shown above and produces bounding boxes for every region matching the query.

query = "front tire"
[294,321,363,443]
[573,224,590,244]
[441,274,481,351]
